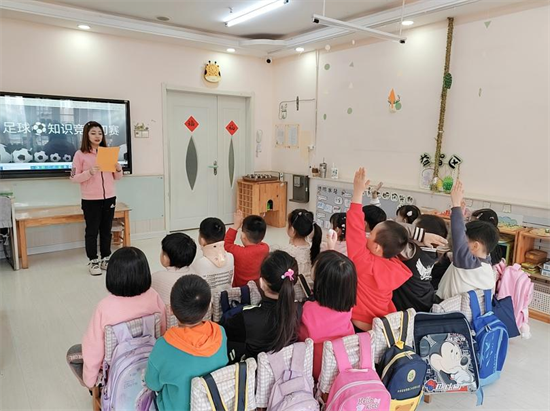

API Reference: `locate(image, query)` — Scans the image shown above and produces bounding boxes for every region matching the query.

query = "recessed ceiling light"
[156,16,170,22]
[402,20,414,26]
[296,47,305,52]
[78,24,90,30]
[227,48,236,53]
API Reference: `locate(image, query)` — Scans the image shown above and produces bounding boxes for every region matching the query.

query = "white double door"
[167,91,247,231]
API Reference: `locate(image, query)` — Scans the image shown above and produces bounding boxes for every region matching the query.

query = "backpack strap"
[399,311,409,345]
[141,314,156,338]
[332,338,352,373]
[468,290,482,320]
[267,349,287,381]
[483,289,492,313]
[112,321,133,344]
[233,362,248,411]
[240,286,251,306]
[298,274,313,300]
[220,291,230,314]
[289,342,306,374]
[380,316,397,348]
[358,332,373,370]
[203,373,228,411]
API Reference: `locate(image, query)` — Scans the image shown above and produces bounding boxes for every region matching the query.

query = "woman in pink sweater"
[67,247,166,389]
[71,121,123,275]
[298,250,357,380]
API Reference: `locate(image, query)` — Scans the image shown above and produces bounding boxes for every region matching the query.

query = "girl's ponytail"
[310,218,322,263]
[260,250,299,353]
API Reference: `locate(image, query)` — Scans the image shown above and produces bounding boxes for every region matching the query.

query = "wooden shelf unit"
[237,180,287,228]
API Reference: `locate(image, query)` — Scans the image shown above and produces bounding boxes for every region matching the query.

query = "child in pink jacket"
[71,121,122,275]
[66,247,166,389]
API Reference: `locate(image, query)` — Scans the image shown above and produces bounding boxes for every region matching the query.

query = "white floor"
[1,228,549,411]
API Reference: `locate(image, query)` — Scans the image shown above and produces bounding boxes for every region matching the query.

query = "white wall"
[0,18,274,174]
[272,6,550,208]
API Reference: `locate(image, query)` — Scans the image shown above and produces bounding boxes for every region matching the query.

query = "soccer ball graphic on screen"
[34,151,48,163]
[12,148,32,163]
[32,122,46,135]
[62,154,72,162]
[49,153,61,162]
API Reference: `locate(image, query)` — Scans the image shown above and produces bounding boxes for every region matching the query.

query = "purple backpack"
[101,315,157,411]
[326,333,391,411]
[266,342,319,411]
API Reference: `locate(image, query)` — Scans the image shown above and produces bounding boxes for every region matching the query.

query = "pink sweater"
[298,301,354,380]
[70,149,122,200]
[82,288,166,388]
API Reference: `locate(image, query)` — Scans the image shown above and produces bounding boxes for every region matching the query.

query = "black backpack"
[376,311,427,409]
[219,285,251,325]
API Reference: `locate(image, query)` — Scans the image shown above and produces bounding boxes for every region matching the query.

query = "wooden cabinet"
[237,180,287,228]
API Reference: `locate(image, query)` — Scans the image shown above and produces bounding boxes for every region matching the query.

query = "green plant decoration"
[444,73,453,90]
[443,176,454,193]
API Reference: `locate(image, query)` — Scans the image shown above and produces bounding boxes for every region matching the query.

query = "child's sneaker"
[100,256,110,271]
[88,259,102,276]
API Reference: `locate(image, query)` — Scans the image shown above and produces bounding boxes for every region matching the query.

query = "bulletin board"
[315,184,416,229]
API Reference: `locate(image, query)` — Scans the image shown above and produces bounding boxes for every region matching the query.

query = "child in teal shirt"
[145,275,228,411]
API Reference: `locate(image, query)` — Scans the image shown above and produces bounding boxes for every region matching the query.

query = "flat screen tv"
[0,92,131,178]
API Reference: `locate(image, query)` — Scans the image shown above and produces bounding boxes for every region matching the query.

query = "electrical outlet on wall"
[483,201,491,208]
[503,204,512,213]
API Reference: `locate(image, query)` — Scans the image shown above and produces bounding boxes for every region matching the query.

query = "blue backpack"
[468,290,509,387]
[219,285,251,325]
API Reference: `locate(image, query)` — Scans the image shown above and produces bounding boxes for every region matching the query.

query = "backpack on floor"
[101,315,157,411]
[414,312,483,405]
[468,290,509,387]
[266,342,319,411]
[220,285,251,325]
[495,261,534,338]
[376,311,426,411]
[202,362,248,411]
[326,333,391,411]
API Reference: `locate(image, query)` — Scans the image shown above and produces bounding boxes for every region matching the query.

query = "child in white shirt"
[192,217,234,293]
[151,233,197,305]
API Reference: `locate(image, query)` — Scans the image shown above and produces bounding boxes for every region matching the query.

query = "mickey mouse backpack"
[414,312,483,405]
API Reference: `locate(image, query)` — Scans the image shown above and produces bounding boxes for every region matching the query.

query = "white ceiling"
[1,0,546,57]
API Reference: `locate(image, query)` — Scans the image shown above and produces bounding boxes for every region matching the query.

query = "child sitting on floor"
[223,250,301,361]
[224,210,269,287]
[151,233,197,305]
[321,212,348,256]
[395,205,421,224]
[347,167,412,331]
[192,217,234,293]
[67,247,166,389]
[145,275,228,411]
[299,250,356,380]
[470,208,503,265]
[279,209,322,281]
[436,181,500,300]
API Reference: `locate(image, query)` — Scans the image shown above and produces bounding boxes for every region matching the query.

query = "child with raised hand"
[470,208,503,265]
[279,209,322,281]
[152,233,197,305]
[396,205,421,224]
[146,275,228,411]
[224,210,269,287]
[393,214,449,312]
[68,247,166,389]
[299,251,356,380]
[223,250,300,361]
[192,217,234,293]
[436,181,500,300]
[347,167,412,331]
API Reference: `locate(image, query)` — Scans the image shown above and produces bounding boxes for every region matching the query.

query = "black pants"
[82,197,116,260]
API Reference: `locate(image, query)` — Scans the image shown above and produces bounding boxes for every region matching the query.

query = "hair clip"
[281,269,295,281]
[407,211,413,217]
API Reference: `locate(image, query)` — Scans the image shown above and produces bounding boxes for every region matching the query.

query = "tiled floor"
[1,228,549,410]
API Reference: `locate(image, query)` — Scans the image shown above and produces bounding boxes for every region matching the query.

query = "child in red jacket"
[347,167,412,331]
[224,210,269,287]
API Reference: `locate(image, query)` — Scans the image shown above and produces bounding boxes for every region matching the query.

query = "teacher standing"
[70,121,122,275]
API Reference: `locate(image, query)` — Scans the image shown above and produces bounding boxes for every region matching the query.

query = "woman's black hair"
[396,205,421,224]
[329,213,347,241]
[288,209,322,264]
[260,250,299,353]
[199,217,226,244]
[471,208,499,227]
[415,214,448,239]
[313,251,357,312]
[106,247,151,297]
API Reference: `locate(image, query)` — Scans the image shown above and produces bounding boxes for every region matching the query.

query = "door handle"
[208,160,218,176]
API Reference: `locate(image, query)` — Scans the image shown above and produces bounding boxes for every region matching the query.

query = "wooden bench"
[15,202,131,269]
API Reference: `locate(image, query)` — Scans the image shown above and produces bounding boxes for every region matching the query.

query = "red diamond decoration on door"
[185,116,199,132]
[226,121,238,136]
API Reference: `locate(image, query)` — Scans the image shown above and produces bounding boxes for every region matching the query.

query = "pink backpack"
[495,262,534,338]
[326,333,391,411]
